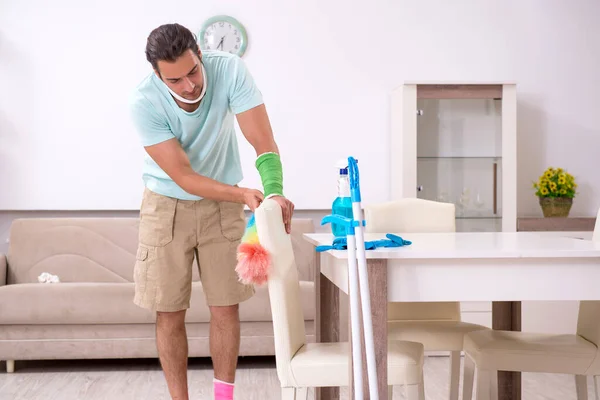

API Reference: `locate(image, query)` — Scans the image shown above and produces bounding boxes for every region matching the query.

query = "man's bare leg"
[209,304,241,383]
[156,310,189,400]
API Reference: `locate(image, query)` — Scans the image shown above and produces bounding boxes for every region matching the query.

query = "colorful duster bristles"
[235,214,271,285]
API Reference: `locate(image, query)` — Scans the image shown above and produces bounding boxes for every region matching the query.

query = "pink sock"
[213,378,234,400]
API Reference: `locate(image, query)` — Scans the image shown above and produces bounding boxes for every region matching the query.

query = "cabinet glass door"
[416,98,502,231]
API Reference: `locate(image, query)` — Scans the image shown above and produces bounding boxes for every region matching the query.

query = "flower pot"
[539,197,573,217]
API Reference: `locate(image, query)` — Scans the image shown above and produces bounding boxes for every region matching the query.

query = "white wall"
[1,0,599,213]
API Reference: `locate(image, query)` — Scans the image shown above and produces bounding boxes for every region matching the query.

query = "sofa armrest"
[0,253,6,286]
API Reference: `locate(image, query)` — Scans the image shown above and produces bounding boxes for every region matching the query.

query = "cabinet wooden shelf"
[517,217,596,232]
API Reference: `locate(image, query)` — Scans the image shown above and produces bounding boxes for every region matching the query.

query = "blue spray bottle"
[331,159,354,237]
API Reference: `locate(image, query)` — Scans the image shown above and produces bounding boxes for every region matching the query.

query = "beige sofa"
[0,217,317,372]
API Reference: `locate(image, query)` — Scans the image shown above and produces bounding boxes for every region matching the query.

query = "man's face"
[156,49,204,100]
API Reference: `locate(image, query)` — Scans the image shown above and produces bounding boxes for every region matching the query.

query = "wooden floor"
[0,355,596,400]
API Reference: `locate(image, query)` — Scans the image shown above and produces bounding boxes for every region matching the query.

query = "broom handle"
[346,235,364,400]
[348,157,379,400]
[354,203,379,400]
[318,213,364,399]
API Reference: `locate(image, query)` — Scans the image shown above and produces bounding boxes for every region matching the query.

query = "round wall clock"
[198,15,248,57]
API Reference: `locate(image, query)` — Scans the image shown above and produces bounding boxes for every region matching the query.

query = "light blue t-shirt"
[129,50,263,200]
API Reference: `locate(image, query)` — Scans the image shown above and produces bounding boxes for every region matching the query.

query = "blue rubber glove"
[386,233,412,246]
[315,237,348,252]
[364,234,412,249]
[315,234,411,252]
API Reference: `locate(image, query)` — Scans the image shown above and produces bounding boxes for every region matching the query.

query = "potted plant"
[532,167,577,217]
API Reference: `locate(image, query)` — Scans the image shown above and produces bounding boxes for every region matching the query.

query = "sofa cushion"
[6,217,317,285]
[7,218,140,285]
[0,281,315,325]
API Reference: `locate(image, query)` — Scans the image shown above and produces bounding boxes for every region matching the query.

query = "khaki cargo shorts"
[133,188,255,312]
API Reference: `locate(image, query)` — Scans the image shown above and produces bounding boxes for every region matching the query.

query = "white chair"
[462,207,600,400]
[255,198,426,399]
[364,198,490,400]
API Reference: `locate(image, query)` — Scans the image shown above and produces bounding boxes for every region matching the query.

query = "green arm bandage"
[255,152,284,198]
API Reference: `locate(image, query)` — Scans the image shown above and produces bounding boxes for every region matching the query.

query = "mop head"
[235,214,272,285]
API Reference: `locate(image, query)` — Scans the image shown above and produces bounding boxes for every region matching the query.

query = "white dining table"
[303,231,600,400]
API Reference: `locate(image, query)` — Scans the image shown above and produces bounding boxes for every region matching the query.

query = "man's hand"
[270,196,295,234]
[243,188,264,212]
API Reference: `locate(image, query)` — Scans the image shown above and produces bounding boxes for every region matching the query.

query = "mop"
[321,156,380,400]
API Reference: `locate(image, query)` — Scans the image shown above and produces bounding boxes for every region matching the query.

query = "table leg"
[315,254,340,400]
[350,259,388,399]
[492,301,522,400]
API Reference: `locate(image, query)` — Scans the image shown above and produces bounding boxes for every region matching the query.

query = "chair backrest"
[364,198,456,234]
[577,207,600,350]
[364,198,460,321]
[255,199,307,387]
[289,219,318,282]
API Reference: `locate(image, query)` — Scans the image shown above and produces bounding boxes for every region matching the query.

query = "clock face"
[199,16,247,57]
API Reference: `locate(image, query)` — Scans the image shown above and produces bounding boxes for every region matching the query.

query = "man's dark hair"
[145,23,200,73]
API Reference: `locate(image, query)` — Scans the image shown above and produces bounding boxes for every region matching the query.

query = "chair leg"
[449,351,461,400]
[6,360,14,373]
[576,375,589,400]
[490,370,499,400]
[476,369,496,400]
[388,385,393,399]
[593,375,599,400]
[297,387,308,400]
[462,355,475,400]
[405,382,425,400]
[281,387,298,400]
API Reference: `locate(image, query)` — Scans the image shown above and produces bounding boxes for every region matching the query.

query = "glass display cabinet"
[391,83,517,232]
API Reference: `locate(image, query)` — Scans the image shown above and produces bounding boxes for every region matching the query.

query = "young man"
[129,23,294,400]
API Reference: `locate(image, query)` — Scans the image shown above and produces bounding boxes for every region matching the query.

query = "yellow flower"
[535,167,577,198]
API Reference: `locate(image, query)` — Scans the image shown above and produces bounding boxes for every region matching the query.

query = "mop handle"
[320,214,364,400]
[348,157,380,400]
[346,235,365,400]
